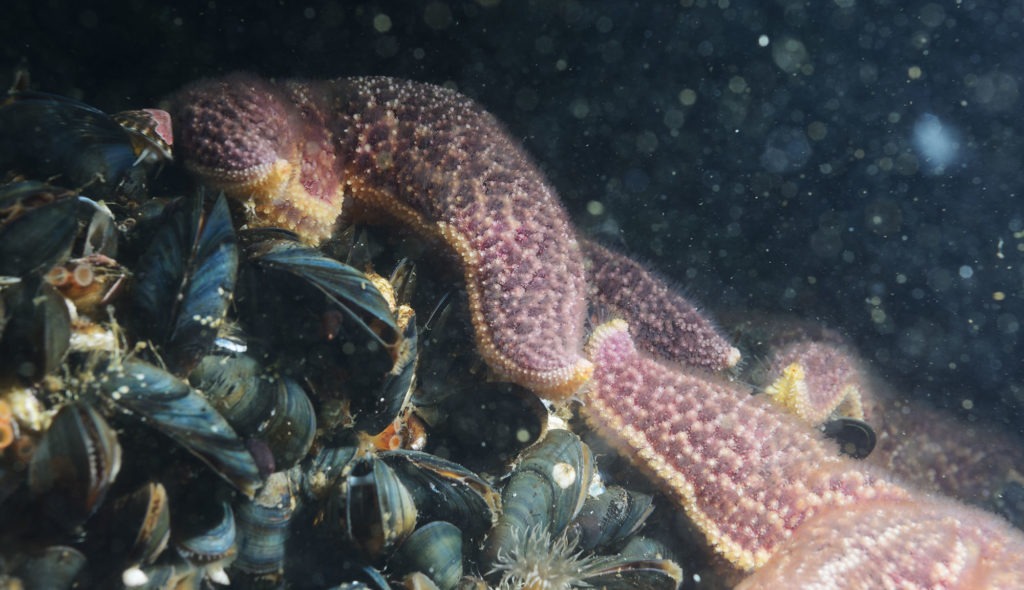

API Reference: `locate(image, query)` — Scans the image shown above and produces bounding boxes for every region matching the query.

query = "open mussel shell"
[361,309,417,436]
[13,545,87,590]
[27,402,122,526]
[239,237,397,347]
[174,500,237,566]
[390,521,462,590]
[236,236,417,432]
[90,481,171,578]
[567,485,654,552]
[382,449,500,543]
[579,536,684,590]
[483,429,595,564]
[233,470,296,583]
[0,181,81,278]
[239,238,410,427]
[129,193,238,374]
[87,355,261,497]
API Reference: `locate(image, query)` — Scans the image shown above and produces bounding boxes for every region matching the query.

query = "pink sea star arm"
[584,319,910,570]
[169,74,592,399]
[738,497,1024,589]
[581,239,740,371]
[866,397,1024,523]
[754,329,1024,525]
[583,319,1024,585]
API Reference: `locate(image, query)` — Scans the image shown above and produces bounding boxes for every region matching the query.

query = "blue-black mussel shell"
[128,193,238,374]
[0,91,165,199]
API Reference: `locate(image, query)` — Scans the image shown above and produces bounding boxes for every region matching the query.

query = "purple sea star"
[586,319,1024,587]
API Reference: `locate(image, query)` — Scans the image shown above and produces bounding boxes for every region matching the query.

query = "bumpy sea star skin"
[581,240,741,371]
[170,75,336,240]
[754,332,1024,528]
[762,339,866,424]
[583,319,910,570]
[866,397,1024,528]
[583,319,1024,585]
[737,497,1024,589]
[169,74,592,399]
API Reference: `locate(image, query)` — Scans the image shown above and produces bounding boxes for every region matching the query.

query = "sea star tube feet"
[169,74,592,399]
[583,319,1024,585]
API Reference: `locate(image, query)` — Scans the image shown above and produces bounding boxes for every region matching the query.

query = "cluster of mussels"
[0,86,686,589]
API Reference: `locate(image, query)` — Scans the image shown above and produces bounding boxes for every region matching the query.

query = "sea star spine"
[169,74,592,399]
[581,240,740,370]
[583,319,1024,585]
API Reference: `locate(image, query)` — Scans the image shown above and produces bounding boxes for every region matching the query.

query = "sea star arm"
[169,74,592,399]
[583,319,1024,585]
[581,239,740,371]
[756,330,1024,526]
[583,319,910,570]
[738,497,1024,589]
[867,396,1024,527]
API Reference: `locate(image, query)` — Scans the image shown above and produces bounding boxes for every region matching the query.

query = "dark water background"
[4,0,1024,428]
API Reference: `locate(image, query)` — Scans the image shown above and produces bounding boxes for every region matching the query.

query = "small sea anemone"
[490,525,602,590]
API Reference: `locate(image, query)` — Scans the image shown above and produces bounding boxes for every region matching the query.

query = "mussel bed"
[0,85,689,589]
